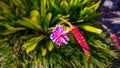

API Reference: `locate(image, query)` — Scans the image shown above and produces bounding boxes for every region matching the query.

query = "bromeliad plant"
[0,0,119,68]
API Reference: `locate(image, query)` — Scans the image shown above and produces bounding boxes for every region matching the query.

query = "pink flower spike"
[110,32,120,47]
[50,25,69,46]
[71,26,90,59]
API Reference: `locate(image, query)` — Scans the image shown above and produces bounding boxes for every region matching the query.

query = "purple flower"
[50,25,69,46]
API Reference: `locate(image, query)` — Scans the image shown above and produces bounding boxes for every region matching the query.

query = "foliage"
[0,0,119,68]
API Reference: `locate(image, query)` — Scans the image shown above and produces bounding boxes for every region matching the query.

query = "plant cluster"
[0,0,119,68]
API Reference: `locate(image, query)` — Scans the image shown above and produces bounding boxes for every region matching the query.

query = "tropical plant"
[0,0,119,68]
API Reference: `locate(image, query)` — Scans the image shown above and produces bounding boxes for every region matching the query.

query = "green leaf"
[83,58,88,68]
[41,0,47,17]
[45,12,52,28]
[15,8,19,16]
[89,0,101,11]
[73,0,79,6]
[50,14,61,25]
[0,1,11,13]
[0,23,26,31]
[20,35,34,40]
[30,16,39,24]
[25,43,37,53]
[23,18,42,31]
[0,11,15,18]
[12,27,26,30]
[41,47,47,56]
[79,25,102,34]
[60,0,69,14]
[0,38,8,42]
[81,0,89,5]
[47,41,54,51]
[31,0,39,9]
[0,23,14,30]
[92,58,105,68]
[17,19,35,29]
[69,32,76,44]
[49,0,61,12]
[89,63,94,68]
[0,30,16,35]
[22,35,45,48]
[79,7,89,18]
[69,0,74,6]
[18,18,42,31]
[23,35,45,53]
[11,0,24,8]
[30,10,40,17]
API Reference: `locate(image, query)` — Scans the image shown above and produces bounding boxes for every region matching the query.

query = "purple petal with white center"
[50,25,69,46]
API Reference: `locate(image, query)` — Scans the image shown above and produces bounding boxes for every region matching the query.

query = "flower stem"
[59,18,73,28]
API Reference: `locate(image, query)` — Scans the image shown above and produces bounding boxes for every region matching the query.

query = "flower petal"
[50,25,69,46]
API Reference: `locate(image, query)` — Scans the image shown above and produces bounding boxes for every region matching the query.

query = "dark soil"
[97,0,120,68]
